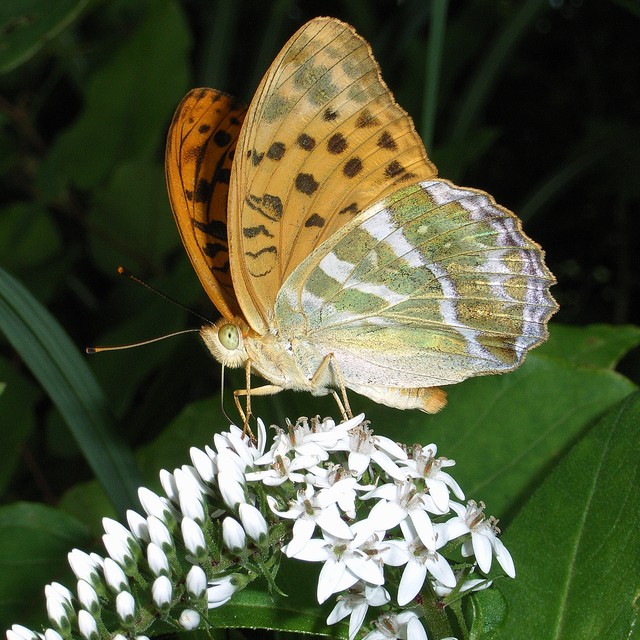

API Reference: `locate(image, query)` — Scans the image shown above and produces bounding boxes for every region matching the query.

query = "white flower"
[179,487,206,524]
[268,484,353,557]
[365,480,437,548]
[126,510,149,543]
[207,575,238,608]
[400,444,464,511]
[186,565,207,599]
[152,575,172,609]
[181,517,206,557]
[396,520,456,606]
[147,515,173,552]
[147,542,170,576]
[363,610,427,640]
[218,472,246,509]
[445,501,515,578]
[159,469,179,503]
[44,629,63,640]
[179,609,201,630]
[222,516,247,551]
[45,585,71,629]
[68,550,101,585]
[102,533,134,568]
[77,610,98,640]
[191,446,216,483]
[103,558,129,593]
[313,470,374,519]
[286,529,385,604]
[46,582,73,605]
[326,582,390,640]
[238,503,268,542]
[116,591,135,624]
[9,625,39,640]
[76,580,99,613]
[138,487,177,524]
[245,451,309,485]
[328,419,407,480]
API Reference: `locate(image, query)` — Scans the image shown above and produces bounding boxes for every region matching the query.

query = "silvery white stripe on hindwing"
[359,209,424,269]
[421,179,555,354]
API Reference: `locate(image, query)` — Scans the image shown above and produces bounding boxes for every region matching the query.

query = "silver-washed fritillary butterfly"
[165,17,557,420]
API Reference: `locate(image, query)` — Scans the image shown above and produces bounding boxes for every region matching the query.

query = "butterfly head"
[200,318,250,368]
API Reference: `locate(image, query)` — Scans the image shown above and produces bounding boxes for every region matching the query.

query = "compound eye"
[218,324,239,350]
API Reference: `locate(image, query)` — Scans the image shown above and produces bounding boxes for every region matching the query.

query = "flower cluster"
[6,414,514,640]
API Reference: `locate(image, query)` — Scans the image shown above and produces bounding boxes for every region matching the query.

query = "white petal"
[426,553,456,588]
[371,450,407,482]
[152,575,172,608]
[77,580,99,611]
[103,558,129,592]
[472,532,494,574]
[373,435,407,460]
[286,518,316,558]
[126,511,149,543]
[186,565,207,598]
[285,538,329,561]
[379,539,409,567]
[116,591,136,622]
[222,517,247,551]
[409,509,435,549]
[181,518,206,556]
[426,479,450,514]
[179,609,201,630]
[397,561,426,606]
[238,503,268,542]
[147,542,169,576]
[317,559,351,604]
[316,505,354,540]
[345,556,384,586]
[77,611,98,640]
[348,451,371,475]
[326,598,354,625]
[404,615,428,640]
[367,500,406,531]
[190,447,216,482]
[147,516,173,550]
[493,536,516,578]
[348,602,368,640]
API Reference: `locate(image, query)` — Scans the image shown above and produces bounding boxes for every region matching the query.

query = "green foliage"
[0,1,638,639]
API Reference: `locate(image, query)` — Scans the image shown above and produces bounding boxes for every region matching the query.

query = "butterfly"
[165,17,557,422]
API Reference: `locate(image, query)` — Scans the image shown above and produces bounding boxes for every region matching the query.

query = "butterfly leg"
[233,361,286,431]
[310,353,353,420]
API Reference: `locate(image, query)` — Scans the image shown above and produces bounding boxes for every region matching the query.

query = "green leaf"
[0,502,90,630]
[496,392,640,639]
[536,323,640,369]
[0,266,142,516]
[0,0,91,74]
[204,558,344,637]
[0,202,62,270]
[468,586,508,640]
[0,357,40,494]
[36,0,190,196]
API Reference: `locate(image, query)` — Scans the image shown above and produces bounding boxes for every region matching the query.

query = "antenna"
[86,329,200,354]
[116,266,212,324]
[86,266,209,354]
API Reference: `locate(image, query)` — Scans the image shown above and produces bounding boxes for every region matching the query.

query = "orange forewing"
[227,18,437,333]
[165,88,247,320]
